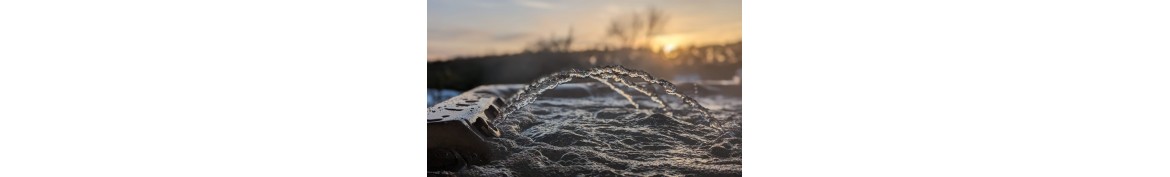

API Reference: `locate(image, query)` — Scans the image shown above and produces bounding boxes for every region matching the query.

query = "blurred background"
[428,0,742,106]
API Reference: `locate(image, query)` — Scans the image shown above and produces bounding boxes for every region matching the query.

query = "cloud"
[429,28,532,42]
[492,32,530,42]
[512,0,555,9]
[428,28,486,41]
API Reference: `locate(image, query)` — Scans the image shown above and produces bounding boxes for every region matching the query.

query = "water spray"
[427,66,726,171]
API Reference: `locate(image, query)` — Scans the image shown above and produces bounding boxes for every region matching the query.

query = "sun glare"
[663,43,677,53]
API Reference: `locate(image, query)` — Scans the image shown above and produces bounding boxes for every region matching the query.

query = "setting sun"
[663,43,677,53]
[653,34,686,54]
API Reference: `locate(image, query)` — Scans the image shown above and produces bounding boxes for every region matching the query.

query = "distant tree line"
[526,28,574,53]
[525,7,669,53]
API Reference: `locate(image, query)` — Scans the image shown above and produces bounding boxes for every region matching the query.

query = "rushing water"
[502,66,717,126]
[435,66,742,176]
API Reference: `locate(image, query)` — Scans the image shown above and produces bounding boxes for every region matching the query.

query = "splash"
[589,76,639,109]
[461,91,742,176]
[443,66,741,176]
[502,66,713,124]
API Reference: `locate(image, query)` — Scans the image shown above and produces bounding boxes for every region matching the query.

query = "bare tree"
[643,7,667,48]
[607,20,632,48]
[606,7,668,49]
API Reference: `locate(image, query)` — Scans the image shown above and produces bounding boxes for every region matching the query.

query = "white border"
[751,0,1170,176]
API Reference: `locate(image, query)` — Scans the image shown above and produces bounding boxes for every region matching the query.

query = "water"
[439,66,742,176]
[502,65,715,126]
[427,89,461,107]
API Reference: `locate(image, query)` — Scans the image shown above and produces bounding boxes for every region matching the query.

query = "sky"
[428,0,741,61]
